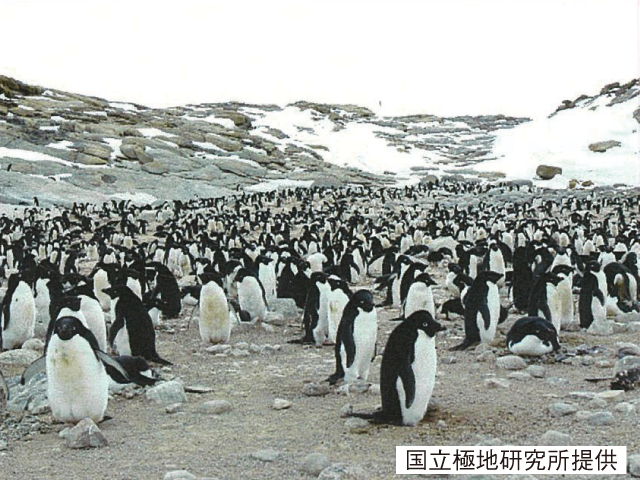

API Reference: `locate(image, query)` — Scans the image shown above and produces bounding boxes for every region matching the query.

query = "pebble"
[368,383,380,396]
[496,355,527,370]
[615,402,636,414]
[545,377,566,386]
[0,439,8,451]
[525,365,546,378]
[21,338,45,352]
[165,403,184,414]
[567,391,596,400]
[303,382,330,397]
[629,454,640,477]
[235,342,249,350]
[584,411,615,426]
[300,452,331,476]
[507,372,531,381]
[251,449,281,462]
[146,381,187,405]
[539,430,572,446]
[587,398,608,409]
[273,398,292,410]
[206,345,231,354]
[318,463,367,480]
[345,418,369,434]
[196,400,233,415]
[65,418,108,449]
[548,402,577,417]
[339,404,354,418]
[163,470,197,480]
[595,390,624,402]
[230,349,250,358]
[484,378,510,389]
[0,349,40,367]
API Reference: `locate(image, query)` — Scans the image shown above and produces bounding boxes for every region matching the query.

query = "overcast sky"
[0,0,637,118]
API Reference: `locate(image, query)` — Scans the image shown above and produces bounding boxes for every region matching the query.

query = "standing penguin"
[506,316,561,357]
[46,316,128,423]
[451,271,502,351]
[104,286,172,365]
[326,276,352,345]
[1,273,36,349]
[579,261,608,330]
[512,246,534,312]
[198,272,232,344]
[328,290,377,385]
[551,264,574,330]
[255,255,277,304]
[403,272,437,318]
[235,268,268,322]
[527,272,563,330]
[351,310,445,425]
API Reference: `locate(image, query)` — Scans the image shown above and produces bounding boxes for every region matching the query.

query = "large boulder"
[589,140,621,153]
[536,165,562,180]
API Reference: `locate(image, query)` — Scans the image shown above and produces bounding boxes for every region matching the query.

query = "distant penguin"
[403,272,437,318]
[527,272,563,330]
[92,263,115,312]
[255,255,277,303]
[1,274,36,349]
[551,264,575,330]
[326,276,351,344]
[296,272,330,345]
[328,290,377,385]
[579,261,608,330]
[451,271,502,351]
[104,286,172,365]
[198,272,232,344]
[235,268,268,322]
[46,316,128,423]
[350,310,445,426]
[512,246,533,312]
[506,316,561,357]
[147,262,182,319]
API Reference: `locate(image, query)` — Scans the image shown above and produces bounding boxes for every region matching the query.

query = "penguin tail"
[326,372,343,385]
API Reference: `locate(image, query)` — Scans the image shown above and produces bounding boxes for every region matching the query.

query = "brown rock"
[141,162,168,175]
[589,140,621,153]
[536,165,562,180]
[75,154,108,165]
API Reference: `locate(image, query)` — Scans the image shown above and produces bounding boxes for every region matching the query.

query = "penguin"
[46,316,129,423]
[403,272,437,318]
[506,316,561,357]
[451,270,502,351]
[527,272,563,329]
[350,310,446,426]
[146,262,182,319]
[92,262,116,312]
[326,276,352,345]
[255,255,277,303]
[1,273,36,349]
[550,264,575,330]
[294,272,330,345]
[105,355,160,387]
[66,283,108,352]
[512,246,533,312]
[198,272,232,344]
[327,290,377,385]
[235,268,268,322]
[579,261,608,330]
[103,285,172,365]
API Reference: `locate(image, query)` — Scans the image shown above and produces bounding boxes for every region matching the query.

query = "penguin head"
[352,289,375,313]
[478,270,503,284]
[447,263,462,274]
[408,310,446,337]
[199,271,224,288]
[551,265,573,278]
[53,316,85,341]
[585,260,602,273]
[102,285,129,299]
[414,272,436,286]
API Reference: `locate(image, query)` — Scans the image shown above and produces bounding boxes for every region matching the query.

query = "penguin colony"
[0,181,638,431]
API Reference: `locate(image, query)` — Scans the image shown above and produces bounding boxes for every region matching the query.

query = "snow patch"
[138,127,176,138]
[110,192,157,204]
[246,179,314,192]
[46,140,74,150]
[103,138,123,160]
[109,102,139,112]
[0,147,108,169]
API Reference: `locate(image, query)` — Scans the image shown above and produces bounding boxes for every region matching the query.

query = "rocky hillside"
[0,75,527,206]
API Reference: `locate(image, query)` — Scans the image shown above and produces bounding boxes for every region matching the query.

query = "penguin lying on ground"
[350,310,445,426]
[506,316,561,357]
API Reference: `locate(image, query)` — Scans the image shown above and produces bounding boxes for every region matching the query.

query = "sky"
[0,0,637,118]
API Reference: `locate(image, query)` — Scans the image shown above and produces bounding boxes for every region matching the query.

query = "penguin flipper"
[479,302,492,331]
[20,355,46,386]
[0,368,9,401]
[343,322,357,369]
[97,351,130,382]
[398,350,417,409]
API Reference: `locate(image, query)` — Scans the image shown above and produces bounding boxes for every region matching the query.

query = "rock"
[339,404,354,418]
[251,449,281,462]
[496,355,527,370]
[163,470,197,480]
[536,165,562,180]
[196,400,232,415]
[476,351,496,363]
[0,348,40,367]
[616,342,640,357]
[206,344,231,354]
[146,381,187,405]
[567,391,596,400]
[165,403,184,414]
[21,338,45,353]
[272,398,292,410]
[587,397,608,409]
[614,356,640,375]
[507,372,531,381]
[628,454,640,477]
[589,140,621,153]
[268,298,299,320]
[230,348,250,358]
[101,174,117,184]
[303,382,330,397]
[539,430,571,446]
[585,411,615,426]
[264,312,285,326]
[318,463,367,480]
[64,418,108,449]
[587,320,614,336]
[615,402,635,415]
[300,452,331,476]
[595,390,625,402]
[75,154,108,165]
[484,378,510,389]
[548,402,577,417]
[525,365,546,378]
[141,162,168,175]
[344,418,369,434]
[81,142,112,160]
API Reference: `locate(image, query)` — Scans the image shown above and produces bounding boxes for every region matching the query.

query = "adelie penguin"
[579,261,608,331]
[198,272,232,344]
[350,310,445,426]
[327,290,377,385]
[235,268,268,322]
[506,316,561,357]
[1,273,36,350]
[451,270,502,351]
[103,285,172,365]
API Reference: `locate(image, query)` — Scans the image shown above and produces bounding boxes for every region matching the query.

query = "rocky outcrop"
[536,165,562,180]
[589,140,621,153]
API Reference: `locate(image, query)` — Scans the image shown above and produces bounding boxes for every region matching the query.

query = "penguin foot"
[450,339,478,351]
[326,373,343,385]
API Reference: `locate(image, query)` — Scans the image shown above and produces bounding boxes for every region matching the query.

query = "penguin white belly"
[199,283,231,344]
[592,295,606,322]
[477,284,499,345]
[344,309,377,383]
[81,297,107,351]
[113,327,132,356]
[34,279,51,324]
[237,278,266,321]
[392,278,401,306]
[397,331,436,426]
[47,336,109,423]
[509,335,553,357]
[327,291,350,344]
[259,267,276,303]
[126,278,142,300]
[148,307,162,327]
[404,283,435,318]
[557,280,574,328]
[314,286,331,345]
[547,284,561,332]
[2,283,36,349]
[93,270,111,311]
[490,251,506,286]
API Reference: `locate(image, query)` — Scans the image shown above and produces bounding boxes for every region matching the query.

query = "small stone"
[146,381,187,405]
[273,398,292,410]
[595,359,614,368]
[567,391,596,400]
[496,355,527,370]
[585,411,615,426]
[507,372,532,381]
[234,342,249,350]
[628,453,640,477]
[300,453,331,476]
[163,470,197,480]
[0,439,7,451]
[0,349,40,367]
[545,377,566,386]
[21,338,45,352]
[540,430,572,446]
[196,400,232,415]
[303,382,330,397]
[436,420,447,429]
[368,383,380,396]
[265,312,286,326]
[476,351,496,363]
[596,390,625,402]
[165,403,184,414]
[345,418,369,434]
[536,165,562,180]
[484,378,510,389]
[65,418,108,449]
[339,404,354,418]
[230,349,250,358]
[615,402,636,415]
[614,356,640,375]
[548,402,577,417]
[525,365,546,378]
[251,449,281,462]
[206,344,231,354]
[318,463,367,480]
[587,397,608,409]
